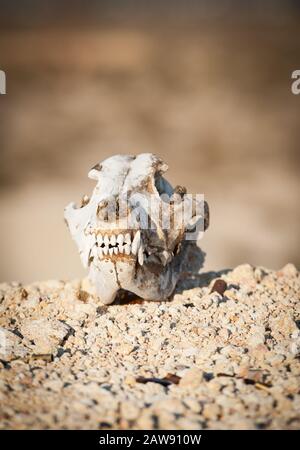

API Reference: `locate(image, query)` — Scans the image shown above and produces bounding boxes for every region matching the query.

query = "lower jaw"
[88,255,178,305]
[89,257,136,304]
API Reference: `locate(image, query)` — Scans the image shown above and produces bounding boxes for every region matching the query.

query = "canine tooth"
[104,234,109,246]
[124,244,131,255]
[109,248,114,256]
[103,247,108,255]
[97,234,103,246]
[111,234,116,246]
[119,245,124,254]
[98,248,103,258]
[125,233,131,244]
[138,245,144,266]
[117,234,124,245]
[91,245,98,257]
[131,230,141,255]
[113,247,118,255]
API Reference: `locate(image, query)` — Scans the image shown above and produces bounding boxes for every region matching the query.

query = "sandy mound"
[0,263,299,429]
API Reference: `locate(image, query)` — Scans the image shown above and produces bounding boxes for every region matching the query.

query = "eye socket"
[90,163,102,172]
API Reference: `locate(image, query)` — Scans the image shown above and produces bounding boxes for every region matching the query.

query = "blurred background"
[0,0,299,283]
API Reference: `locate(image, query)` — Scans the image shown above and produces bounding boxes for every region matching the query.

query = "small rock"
[237,367,266,384]
[229,264,256,288]
[20,318,73,354]
[0,327,28,361]
[117,342,135,356]
[124,375,136,387]
[120,402,140,421]
[184,397,202,413]
[248,325,265,347]
[203,403,221,420]
[211,279,227,295]
[279,264,298,278]
[179,368,204,388]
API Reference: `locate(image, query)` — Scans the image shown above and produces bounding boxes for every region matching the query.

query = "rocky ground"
[0,263,299,429]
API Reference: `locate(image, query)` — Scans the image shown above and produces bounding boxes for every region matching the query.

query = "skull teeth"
[131,230,141,255]
[138,244,144,266]
[117,234,124,245]
[92,231,143,263]
[124,244,131,255]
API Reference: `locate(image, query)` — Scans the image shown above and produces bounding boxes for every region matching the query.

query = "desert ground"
[0,263,299,429]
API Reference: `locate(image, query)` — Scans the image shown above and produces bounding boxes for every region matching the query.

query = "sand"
[0,263,299,429]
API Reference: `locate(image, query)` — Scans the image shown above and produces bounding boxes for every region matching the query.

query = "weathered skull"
[64,153,209,304]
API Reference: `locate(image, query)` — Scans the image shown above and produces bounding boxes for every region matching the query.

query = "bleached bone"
[64,153,209,304]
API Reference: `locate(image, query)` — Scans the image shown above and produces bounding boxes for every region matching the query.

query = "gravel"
[0,263,299,429]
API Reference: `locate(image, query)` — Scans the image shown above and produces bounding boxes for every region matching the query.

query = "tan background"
[0,2,299,283]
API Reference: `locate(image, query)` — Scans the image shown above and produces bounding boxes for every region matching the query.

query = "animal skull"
[64,153,209,304]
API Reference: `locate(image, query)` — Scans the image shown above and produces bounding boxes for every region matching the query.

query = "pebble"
[203,403,221,420]
[0,263,298,430]
[179,368,204,388]
[20,318,72,354]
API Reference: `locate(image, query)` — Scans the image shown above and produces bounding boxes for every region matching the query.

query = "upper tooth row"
[97,233,131,247]
[92,231,143,262]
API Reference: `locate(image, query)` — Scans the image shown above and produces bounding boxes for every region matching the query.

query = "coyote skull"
[64,153,209,304]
